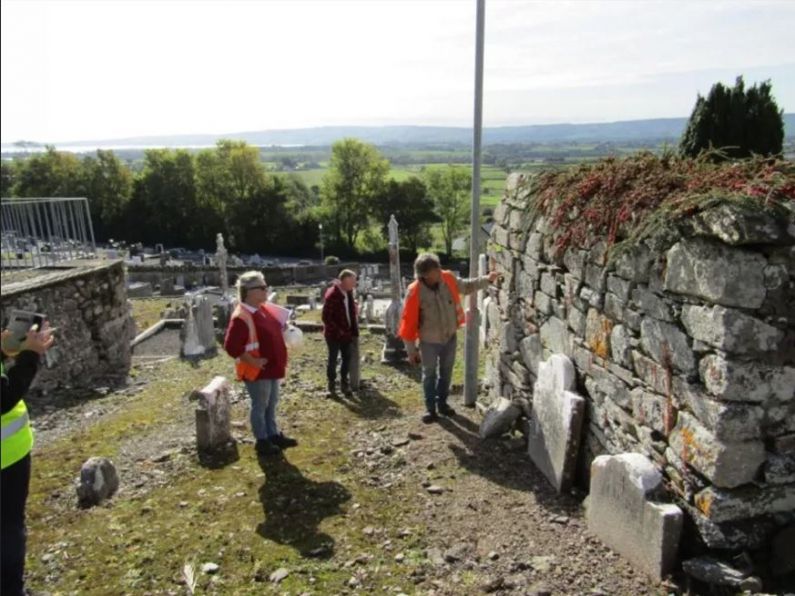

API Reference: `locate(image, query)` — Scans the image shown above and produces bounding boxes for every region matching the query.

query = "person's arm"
[223,318,249,359]
[1,351,40,415]
[456,271,498,296]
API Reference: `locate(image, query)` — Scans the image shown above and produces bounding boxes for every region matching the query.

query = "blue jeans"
[244,379,281,441]
[420,335,457,413]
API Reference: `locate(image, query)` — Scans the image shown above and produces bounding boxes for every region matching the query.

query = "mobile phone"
[2,309,46,355]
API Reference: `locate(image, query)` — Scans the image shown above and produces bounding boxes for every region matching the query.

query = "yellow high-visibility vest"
[1,361,34,469]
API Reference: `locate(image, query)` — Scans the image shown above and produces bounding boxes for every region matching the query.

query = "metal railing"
[1,197,96,270]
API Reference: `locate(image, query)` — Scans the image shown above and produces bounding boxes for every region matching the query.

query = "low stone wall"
[485,174,794,555]
[1,260,135,396]
[126,262,363,292]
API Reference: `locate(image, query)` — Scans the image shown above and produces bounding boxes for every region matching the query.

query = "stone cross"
[215,233,229,297]
[382,215,407,363]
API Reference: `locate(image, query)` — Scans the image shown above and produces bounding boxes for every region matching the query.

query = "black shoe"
[327,381,337,396]
[341,381,352,395]
[256,440,281,456]
[422,411,439,424]
[438,404,456,417]
[271,433,298,449]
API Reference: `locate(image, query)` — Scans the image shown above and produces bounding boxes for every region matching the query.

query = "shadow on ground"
[438,414,580,515]
[328,384,403,420]
[256,451,351,559]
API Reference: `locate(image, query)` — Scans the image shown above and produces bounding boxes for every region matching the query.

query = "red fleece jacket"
[322,282,359,343]
[223,306,287,380]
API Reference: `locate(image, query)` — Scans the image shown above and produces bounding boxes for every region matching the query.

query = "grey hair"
[236,270,266,302]
[414,252,441,278]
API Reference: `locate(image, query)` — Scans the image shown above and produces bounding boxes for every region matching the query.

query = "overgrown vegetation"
[532,151,795,256]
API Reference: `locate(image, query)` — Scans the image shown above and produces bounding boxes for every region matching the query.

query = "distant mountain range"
[5,114,795,150]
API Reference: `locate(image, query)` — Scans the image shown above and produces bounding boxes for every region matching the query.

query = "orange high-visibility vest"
[231,305,263,382]
[399,270,465,342]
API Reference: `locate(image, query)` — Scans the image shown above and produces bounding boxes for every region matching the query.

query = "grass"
[25,299,480,593]
[129,297,174,331]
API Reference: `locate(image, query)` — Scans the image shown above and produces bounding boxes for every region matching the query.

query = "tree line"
[1,139,474,257]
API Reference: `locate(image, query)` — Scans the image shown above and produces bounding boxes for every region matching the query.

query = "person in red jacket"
[322,269,359,396]
[224,271,296,456]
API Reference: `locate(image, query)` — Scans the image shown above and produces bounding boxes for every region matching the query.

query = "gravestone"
[181,305,204,358]
[160,275,174,295]
[349,337,361,391]
[382,215,408,363]
[365,294,375,323]
[527,353,585,493]
[586,453,683,580]
[479,396,521,438]
[194,376,234,453]
[195,296,216,354]
[215,233,229,297]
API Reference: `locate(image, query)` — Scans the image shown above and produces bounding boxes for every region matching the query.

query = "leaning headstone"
[479,397,521,438]
[195,296,216,354]
[587,453,683,580]
[527,353,585,492]
[194,376,234,453]
[76,457,119,508]
[365,294,375,323]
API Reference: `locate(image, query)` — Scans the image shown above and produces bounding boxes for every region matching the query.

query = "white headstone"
[195,376,234,452]
[587,453,683,580]
[527,353,585,493]
[195,297,216,353]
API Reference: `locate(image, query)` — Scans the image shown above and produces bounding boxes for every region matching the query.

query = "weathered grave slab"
[479,397,521,438]
[194,376,234,453]
[586,453,683,580]
[195,296,216,354]
[527,353,585,492]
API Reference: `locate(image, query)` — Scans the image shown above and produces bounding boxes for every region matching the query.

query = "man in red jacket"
[322,269,359,396]
[224,271,296,456]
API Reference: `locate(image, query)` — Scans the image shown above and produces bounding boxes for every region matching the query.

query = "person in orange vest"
[2,324,55,596]
[399,253,498,423]
[223,271,295,457]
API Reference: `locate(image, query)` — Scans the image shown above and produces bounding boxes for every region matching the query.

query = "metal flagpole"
[463,0,486,407]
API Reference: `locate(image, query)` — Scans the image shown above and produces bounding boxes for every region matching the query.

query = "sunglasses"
[250,285,268,291]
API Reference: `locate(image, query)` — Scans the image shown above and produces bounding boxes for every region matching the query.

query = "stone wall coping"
[1,260,125,298]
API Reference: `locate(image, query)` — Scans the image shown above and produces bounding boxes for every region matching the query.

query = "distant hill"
[5,114,795,150]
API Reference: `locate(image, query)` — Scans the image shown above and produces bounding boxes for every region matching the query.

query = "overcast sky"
[2,0,794,143]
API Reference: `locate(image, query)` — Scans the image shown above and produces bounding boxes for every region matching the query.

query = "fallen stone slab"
[586,453,683,580]
[527,354,585,493]
[479,397,521,439]
[76,457,119,508]
[682,557,762,592]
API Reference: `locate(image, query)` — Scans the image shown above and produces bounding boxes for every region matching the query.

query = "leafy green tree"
[320,138,389,249]
[1,160,17,196]
[372,177,439,254]
[680,76,784,160]
[127,149,199,247]
[14,146,84,197]
[425,166,471,256]
[81,150,133,240]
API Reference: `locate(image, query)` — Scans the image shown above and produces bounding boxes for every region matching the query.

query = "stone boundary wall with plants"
[484,160,794,559]
[1,260,135,396]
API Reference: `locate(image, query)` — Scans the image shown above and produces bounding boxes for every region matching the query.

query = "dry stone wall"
[1,260,135,396]
[485,173,795,554]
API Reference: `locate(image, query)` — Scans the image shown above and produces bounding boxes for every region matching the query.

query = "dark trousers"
[326,339,353,385]
[1,454,31,596]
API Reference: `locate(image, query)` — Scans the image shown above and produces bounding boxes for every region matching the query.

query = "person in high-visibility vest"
[2,325,55,596]
[399,253,498,424]
[223,271,295,457]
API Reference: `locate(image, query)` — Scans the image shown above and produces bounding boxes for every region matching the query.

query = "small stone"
[202,562,219,574]
[394,553,406,563]
[76,457,119,508]
[426,485,444,495]
[363,526,375,536]
[488,551,500,560]
[426,547,445,566]
[269,567,289,583]
[551,515,569,525]
[682,556,759,590]
[530,556,555,573]
[392,437,410,447]
[479,397,521,439]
